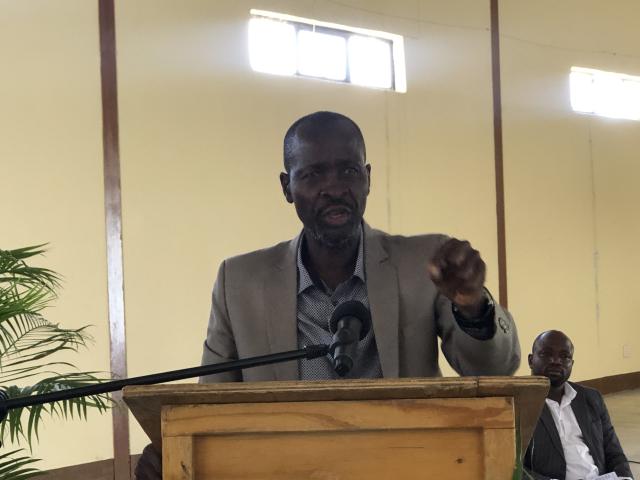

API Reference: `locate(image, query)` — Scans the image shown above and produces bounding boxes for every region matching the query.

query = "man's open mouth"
[319,205,353,225]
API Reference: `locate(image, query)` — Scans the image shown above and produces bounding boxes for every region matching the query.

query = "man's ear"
[279,172,293,203]
[365,164,371,194]
[527,353,533,369]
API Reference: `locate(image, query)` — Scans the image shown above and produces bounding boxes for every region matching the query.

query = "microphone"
[328,300,371,377]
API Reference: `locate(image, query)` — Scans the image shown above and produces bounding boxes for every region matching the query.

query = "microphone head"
[329,300,371,339]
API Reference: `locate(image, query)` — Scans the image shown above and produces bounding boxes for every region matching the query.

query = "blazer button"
[498,317,509,333]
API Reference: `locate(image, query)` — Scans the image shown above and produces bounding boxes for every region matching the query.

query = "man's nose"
[549,356,563,366]
[319,173,349,198]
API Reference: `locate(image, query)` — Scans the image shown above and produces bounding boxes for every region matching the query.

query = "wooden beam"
[490,0,508,308]
[579,371,640,395]
[98,0,130,478]
[37,455,141,480]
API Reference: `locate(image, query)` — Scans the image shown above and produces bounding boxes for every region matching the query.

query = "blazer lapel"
[539,404,565,457]
[364,224,399,378]
[263,235,299,380]
[570,385,598,459]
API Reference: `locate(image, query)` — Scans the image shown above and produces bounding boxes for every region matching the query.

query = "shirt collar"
[296,225,365,295]
[562,382,577,405]
[546,382,577,409]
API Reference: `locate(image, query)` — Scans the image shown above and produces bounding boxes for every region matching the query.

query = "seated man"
[525,330,633,480]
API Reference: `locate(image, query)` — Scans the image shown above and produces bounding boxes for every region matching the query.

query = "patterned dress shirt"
[296,227,383,380]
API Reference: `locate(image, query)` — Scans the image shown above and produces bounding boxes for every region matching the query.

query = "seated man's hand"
[134,443,162,480]
[427,238,487,318]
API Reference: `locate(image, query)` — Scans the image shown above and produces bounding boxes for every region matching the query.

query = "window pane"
[594,74,626,118]
[570,71,595,113]
[249,18,296,76]
[348,35,392,89]
[571,67,640,120]
[621,79,640,120]
[297,30,347,80]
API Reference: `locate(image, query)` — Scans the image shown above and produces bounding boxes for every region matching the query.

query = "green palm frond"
[0,246,59,327]
[0,245,110,476]
[1,373,110,448]
[0,314,91,370]
[0,245,59,281]
[0,450,41,479]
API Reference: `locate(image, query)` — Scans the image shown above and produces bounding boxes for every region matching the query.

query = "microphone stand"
[0,344,329,423]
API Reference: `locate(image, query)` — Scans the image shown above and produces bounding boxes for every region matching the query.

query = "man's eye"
[344,167,358,175]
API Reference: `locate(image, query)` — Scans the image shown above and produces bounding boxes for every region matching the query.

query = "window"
[570,66,640,121]
[248,9,406,92]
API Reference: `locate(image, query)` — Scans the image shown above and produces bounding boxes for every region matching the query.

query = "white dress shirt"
[545,383,600,480]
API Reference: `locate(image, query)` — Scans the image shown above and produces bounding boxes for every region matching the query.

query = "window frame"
[249,9,405,93]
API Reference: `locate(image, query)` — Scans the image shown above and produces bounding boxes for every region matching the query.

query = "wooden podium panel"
[162,397,514,479]
[124,377,548,480]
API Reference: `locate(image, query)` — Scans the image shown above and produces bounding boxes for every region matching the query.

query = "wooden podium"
[124,377,548,479]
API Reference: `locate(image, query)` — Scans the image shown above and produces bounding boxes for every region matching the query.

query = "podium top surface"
[123,376,548,451]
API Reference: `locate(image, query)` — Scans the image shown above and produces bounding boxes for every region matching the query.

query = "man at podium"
[198,111,520,383]
[135,111,521,479]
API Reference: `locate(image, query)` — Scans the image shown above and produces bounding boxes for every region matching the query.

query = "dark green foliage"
[0,246,109,478]
[0,450,41,479]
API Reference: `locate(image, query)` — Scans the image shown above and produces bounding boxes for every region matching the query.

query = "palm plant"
[0,245,109,478]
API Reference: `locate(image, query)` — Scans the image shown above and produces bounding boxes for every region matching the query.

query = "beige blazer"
[200,224,520,383]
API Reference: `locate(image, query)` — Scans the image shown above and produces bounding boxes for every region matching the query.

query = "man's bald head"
[283,111,366,173]
[531,330,574,355]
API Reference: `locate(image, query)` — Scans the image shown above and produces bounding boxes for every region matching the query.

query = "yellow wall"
[2,0,639,470]
[0,0,112,470]
[501,0,640,380]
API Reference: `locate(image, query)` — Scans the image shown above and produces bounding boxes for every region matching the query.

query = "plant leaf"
[0,449,41,479]
[0,245,109,465]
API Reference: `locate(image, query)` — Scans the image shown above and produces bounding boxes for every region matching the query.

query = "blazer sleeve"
[595,391,634,478]
[199,260,242,383]
[436,290,520,376]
